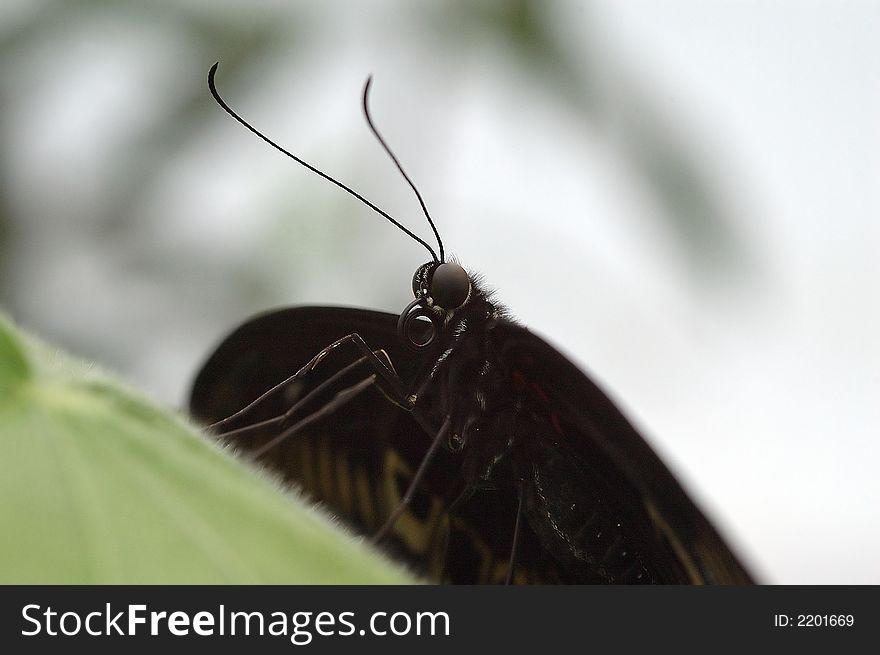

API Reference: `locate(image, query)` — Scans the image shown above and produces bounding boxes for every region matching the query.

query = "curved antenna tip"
[208,61,220,88]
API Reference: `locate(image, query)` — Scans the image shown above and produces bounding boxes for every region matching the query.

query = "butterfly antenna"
[362,76,446,263]
[208,63,439,263]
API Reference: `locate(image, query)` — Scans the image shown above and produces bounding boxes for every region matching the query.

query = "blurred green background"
[1,1,877,584]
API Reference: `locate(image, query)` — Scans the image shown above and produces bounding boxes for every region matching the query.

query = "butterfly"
[189,63,754,585]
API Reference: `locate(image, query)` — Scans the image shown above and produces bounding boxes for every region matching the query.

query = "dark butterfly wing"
[491,320,753,584]
[190,307,751,583]
[189,307,549,583]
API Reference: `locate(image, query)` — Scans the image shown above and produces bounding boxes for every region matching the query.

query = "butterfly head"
[398,262,472,350]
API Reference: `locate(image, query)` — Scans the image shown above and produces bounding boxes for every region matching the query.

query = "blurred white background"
[1,1,877,584]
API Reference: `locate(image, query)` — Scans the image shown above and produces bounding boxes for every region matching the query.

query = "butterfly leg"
[212,332,440,439]
[303,336,460,547]
[209,335,400,432]
[213,333,445,472]
[293,332,444,440]
[249,375,379,458]
[209,331,451,547]
[217,345,423,457]
[225,364,452,549]
[505,483,525,585]
[239,370,453,552]
[306,333,410,401]
[371,415,452,545]
[431,483,475,583]
[212,351,391,441]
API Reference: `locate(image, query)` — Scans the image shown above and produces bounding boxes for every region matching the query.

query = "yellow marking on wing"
[298,439,316,495]
[428,513,451,581]
[488,560,531,585]
[448,515,493,583]
[317,439,335,503]
[353,464,376,530]
[383,449,445,555]
[334,448,354,517]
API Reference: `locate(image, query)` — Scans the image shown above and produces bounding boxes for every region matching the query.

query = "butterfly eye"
[412,262,435,298]
[429,263,470,310]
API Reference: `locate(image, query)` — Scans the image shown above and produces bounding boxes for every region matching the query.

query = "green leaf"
[0,314,416,584]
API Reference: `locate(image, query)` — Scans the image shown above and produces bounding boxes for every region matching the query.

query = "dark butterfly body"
[192,63,753,584]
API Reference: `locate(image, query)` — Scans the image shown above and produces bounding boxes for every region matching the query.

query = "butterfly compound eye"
[430,263,470,310]
[412,262,434,298]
